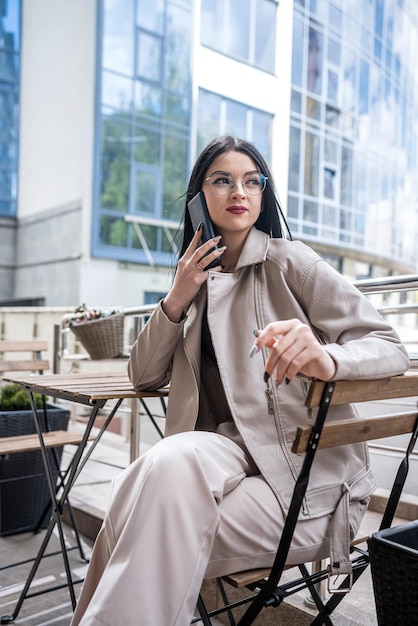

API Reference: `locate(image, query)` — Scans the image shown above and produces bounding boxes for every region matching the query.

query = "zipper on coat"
[254,264,309,516]
[254,266,272,415]
[265,385,274,414]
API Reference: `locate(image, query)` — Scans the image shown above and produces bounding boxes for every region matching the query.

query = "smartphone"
[188,191,221,269]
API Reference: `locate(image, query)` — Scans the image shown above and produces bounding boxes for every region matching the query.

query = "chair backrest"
[294,373,418,454]
[0,339,50,378]
[213,372,418,626]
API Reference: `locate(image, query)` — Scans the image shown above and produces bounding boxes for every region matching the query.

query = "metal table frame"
[0,372,168,624]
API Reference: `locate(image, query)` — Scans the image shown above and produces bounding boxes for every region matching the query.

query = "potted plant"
[0,384,70,536]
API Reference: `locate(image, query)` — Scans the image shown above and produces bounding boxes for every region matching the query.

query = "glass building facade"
[0,0,20,217]
[288,0,418,270]
[94,0,278,266]
[2,0,416,280]
[93,0,418,274]
[95,0,193,265]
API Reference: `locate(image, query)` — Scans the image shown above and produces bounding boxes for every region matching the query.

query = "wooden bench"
[0,339,90,455]
[0,339,50,376]
[197,372,418,625]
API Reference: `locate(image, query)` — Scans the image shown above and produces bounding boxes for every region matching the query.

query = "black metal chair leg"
[195,594,213,626]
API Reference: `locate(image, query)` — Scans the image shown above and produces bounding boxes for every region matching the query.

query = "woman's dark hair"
[179,136,292,258]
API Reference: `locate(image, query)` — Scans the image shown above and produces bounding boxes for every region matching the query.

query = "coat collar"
[235,228,270,270]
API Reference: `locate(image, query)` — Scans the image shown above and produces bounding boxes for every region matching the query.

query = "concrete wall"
[14,0,97,305]
[14,202,82,306]
[0,217,17,300]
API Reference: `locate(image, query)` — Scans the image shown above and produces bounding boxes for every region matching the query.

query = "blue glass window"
[0,0,20,217]
[95,0,192,265]
[200,0,277,73]
[197,90,273,163]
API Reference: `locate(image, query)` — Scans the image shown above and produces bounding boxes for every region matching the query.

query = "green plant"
[0,384,44,411]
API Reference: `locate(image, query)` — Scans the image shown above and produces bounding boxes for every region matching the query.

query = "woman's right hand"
[162,228,226,323]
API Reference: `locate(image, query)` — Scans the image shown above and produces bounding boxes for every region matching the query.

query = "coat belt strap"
[327,483,353,593]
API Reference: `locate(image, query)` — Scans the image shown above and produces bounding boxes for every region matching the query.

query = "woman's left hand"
[252,319,336,384]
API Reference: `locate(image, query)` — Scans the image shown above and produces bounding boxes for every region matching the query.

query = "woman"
[71,136,409,625]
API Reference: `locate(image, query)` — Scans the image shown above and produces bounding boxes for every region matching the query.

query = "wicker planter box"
[70,313,125,360]
[369,520,418,625]
[0,404,70,536]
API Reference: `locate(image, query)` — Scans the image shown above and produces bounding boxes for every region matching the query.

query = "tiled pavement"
[0,400,413,626]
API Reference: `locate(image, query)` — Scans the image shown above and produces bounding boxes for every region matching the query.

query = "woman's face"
[201,150,263,239]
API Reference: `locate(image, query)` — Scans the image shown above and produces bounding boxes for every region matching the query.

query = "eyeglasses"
[205,172,268,196]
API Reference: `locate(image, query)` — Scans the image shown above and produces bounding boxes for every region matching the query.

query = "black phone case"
[188,192,221,269]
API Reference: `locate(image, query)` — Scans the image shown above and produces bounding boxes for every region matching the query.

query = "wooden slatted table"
[0,372,168,623]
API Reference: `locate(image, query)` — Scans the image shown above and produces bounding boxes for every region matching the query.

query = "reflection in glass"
[253,110,273,163]
[102,70,133,112]
[100,216,128,247]
[165,4,190,92]
[0,0,20,217]
[323,167,336,199]
[291,90,302,113]
[137,30,162,82]
[136,0,164,34]
[325,105,339,129]
[306,96,321,121]
[359,60,369,114]
[340,145,353,206]
[97,0,192,262]
[304,131,319,197]
[307,27,323,94]
[135,170,156,215]
[323,204,336,226]
[163,135,188,222]
[255,0,276,72]
[228,0,250,61]
[226,100,247,138]
[324,138,338,164]
[200,0,222,50]
[343,48,356,111]
[309,0,326,19]
[201,0,276,71]
[197,89,273,164]
[292,17,304,87]
[135,81,162,117]
[327,38,340,64]
[327,68,339,102]
[0,170,11,196]
[133,127,160,165]
[289,0,418,267]
[165,92,189,125]
[102,0,134,75]
[197,91,221,154]
[288,127,301,192]
[328,4,342,31]
[287,195,299,219]
[101,117,130,212]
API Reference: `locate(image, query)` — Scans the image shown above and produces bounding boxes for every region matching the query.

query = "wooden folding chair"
[195,371,418,626]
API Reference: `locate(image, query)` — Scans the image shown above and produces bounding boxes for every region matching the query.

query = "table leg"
[1,395,124,622]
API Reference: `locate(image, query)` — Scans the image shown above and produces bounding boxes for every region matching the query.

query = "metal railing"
[354,273,418,366]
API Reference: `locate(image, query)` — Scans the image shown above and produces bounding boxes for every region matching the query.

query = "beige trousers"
[70,431,359,626]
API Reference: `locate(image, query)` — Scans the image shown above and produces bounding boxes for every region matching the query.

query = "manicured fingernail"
[264,371,270,383]
[248,345,259,358]
[285,377,290,385]
[196,222,202,231]
[253,329,259,337]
